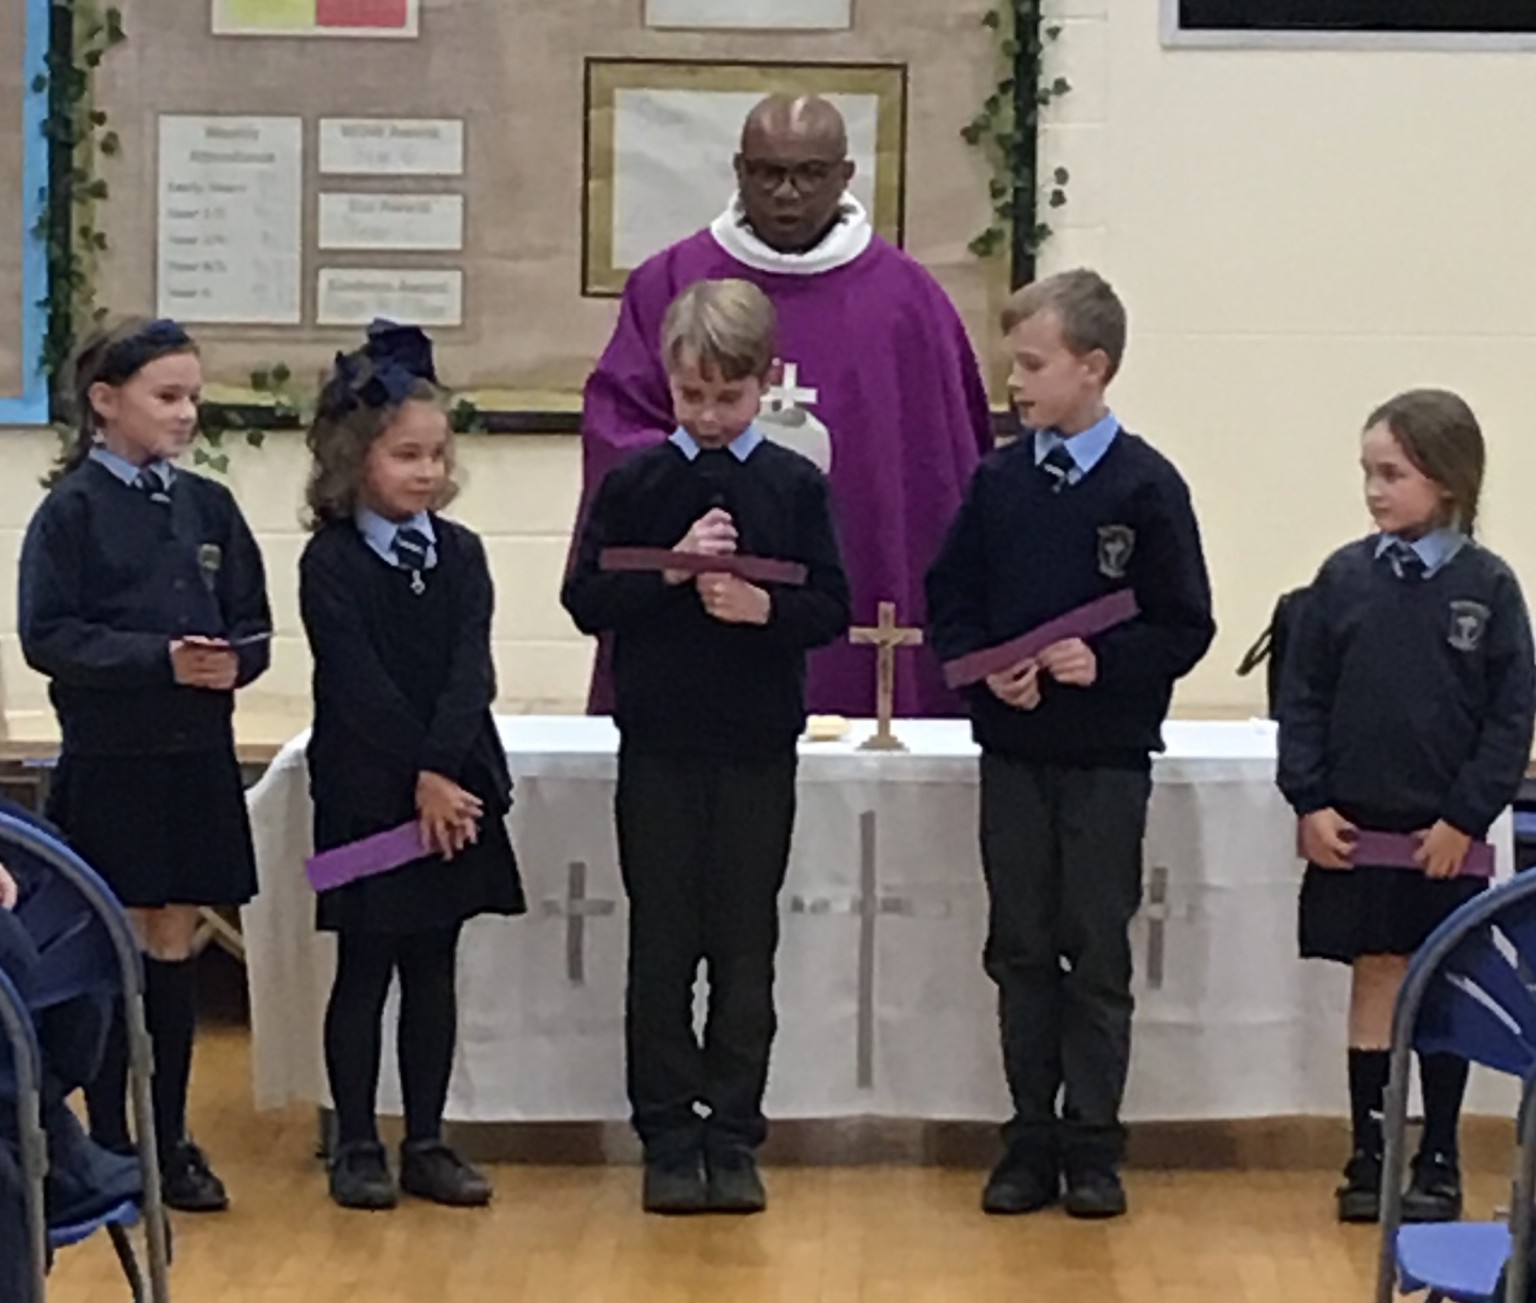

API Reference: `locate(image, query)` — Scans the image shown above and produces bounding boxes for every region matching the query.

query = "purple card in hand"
[306,822,427,893]
[942,589,1141,690]
[1348,829,1495,879]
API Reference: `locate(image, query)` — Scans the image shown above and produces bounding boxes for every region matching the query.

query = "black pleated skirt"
[1298,862,1486,964]
[46,750,258,909]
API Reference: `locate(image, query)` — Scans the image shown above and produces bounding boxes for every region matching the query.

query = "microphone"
[697,450,733,514]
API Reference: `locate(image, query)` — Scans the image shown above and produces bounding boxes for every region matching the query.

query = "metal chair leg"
[108,1222,147,1303]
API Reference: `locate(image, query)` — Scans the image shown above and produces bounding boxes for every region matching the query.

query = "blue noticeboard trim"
[0,0,51,425]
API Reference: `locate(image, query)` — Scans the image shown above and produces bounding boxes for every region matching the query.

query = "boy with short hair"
[562,278,850,1215]
[926,268,1215,1219]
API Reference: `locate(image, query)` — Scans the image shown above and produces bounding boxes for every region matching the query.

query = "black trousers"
[616,750,797,1162]
[979,754,1151,1170]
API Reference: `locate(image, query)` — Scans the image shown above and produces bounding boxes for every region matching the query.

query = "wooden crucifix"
[849,601,924,753]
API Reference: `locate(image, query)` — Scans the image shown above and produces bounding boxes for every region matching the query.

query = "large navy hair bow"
[321,319,439,418]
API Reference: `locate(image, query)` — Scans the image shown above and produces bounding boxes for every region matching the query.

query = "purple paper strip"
[600,547,808,587]
[306,822,426,893]
[1346,829,1495,879]
[942,589,1141,690]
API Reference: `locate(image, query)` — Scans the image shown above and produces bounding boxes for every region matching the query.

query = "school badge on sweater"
[1448,600,1490,653]
[198,543,222,593]
[1098,525,1136,580]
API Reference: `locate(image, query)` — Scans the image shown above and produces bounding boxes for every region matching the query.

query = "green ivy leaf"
[1052,76,1072,95]
[83,178,109,201]
[209,454,230,475]
[89,110,108,127]
[1054,166,1070,184]
[250,369,271,392]
[1046,24,1062,39]
[99,131,120,156]
[245,429,267,450]
[192,446,210,466]
[1048,188,1067,208]
[31,74,48,93]
[981,8,1002,28]
[271,362,292,386]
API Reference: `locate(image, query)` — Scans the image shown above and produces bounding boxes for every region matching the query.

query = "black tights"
[323,925,462,1148]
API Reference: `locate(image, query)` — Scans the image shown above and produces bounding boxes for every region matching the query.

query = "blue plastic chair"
[0,960,49,1303]
[0,809,171,1302]
[1375,867,1536,1303]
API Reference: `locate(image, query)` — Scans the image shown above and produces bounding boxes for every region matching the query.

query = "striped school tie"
[392,526,431,594]
[1040,444,1077,493]
[1387,541,1426,582]
[134,468,171,507]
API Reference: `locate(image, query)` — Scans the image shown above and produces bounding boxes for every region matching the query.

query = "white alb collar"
[708,192,874,276]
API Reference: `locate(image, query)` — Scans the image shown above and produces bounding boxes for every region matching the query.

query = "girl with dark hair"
[18,317,272,1212]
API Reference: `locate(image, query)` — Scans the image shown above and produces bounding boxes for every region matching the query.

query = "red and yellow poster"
[212,0,417,38]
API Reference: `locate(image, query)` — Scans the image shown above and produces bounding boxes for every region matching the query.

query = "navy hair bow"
[321,319,439,418]
[99,318,194,383]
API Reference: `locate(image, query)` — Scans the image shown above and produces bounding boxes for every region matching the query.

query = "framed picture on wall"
[0,0,50,423]
[582,59,907,297]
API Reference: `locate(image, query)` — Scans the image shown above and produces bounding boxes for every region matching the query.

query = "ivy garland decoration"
[33,0,123,390]
[963,0,1073,262]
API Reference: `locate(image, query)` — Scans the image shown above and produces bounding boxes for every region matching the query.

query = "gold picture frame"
[583,58,907,297]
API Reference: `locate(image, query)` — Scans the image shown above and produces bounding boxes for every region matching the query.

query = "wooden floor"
[45,1018,1502,1303]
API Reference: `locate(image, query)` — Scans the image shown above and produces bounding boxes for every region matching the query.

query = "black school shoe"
[400,1140,492,1207]
[705,1149,767,1214]
[160,1139,229,1213]
[981,1154,1059,1216]
[643,1153,708,1215]
[1336,1150,1383,1224]
[329,1140,398,1211]
[1063,1166,1128,1220]
[1402,1150,1462,1224]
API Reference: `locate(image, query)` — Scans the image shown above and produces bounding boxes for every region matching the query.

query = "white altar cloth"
[242,717,1515,1122]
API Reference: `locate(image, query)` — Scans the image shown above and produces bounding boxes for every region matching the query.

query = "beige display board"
[82,0,998,408]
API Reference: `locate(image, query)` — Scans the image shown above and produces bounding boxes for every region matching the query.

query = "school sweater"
[561,440,851,758]
[925,430,1215,767]
[1276,538,1536,838]
[18,460,271,757]
[299,517,512,828]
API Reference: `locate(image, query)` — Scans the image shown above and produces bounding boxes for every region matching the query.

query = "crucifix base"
[858,731,908,754]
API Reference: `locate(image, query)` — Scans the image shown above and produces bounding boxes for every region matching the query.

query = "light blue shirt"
[1032,411,1120,485]
[1374,527,1466,578]
[669,424,765,463]
[356,507,438,570]
[89,444,175,489]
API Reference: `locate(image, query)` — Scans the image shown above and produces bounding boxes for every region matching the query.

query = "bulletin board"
[60,0,1001,410]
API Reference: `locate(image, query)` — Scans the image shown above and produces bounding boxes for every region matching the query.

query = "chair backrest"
[0,811,141,1012]
[1399,869,1536,1074]
[0,959,42,1107]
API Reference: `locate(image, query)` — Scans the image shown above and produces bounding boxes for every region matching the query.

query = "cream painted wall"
[1038,0,1536,712]
[0,427,590,729]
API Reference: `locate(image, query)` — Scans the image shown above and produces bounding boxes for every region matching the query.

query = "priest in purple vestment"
[577,94,993,718]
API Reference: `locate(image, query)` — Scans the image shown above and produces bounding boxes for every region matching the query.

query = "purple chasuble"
[575,224,993,718]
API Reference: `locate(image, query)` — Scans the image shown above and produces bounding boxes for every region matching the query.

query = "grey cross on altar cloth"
[540,861,619,985]
[788,810,952,1091]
